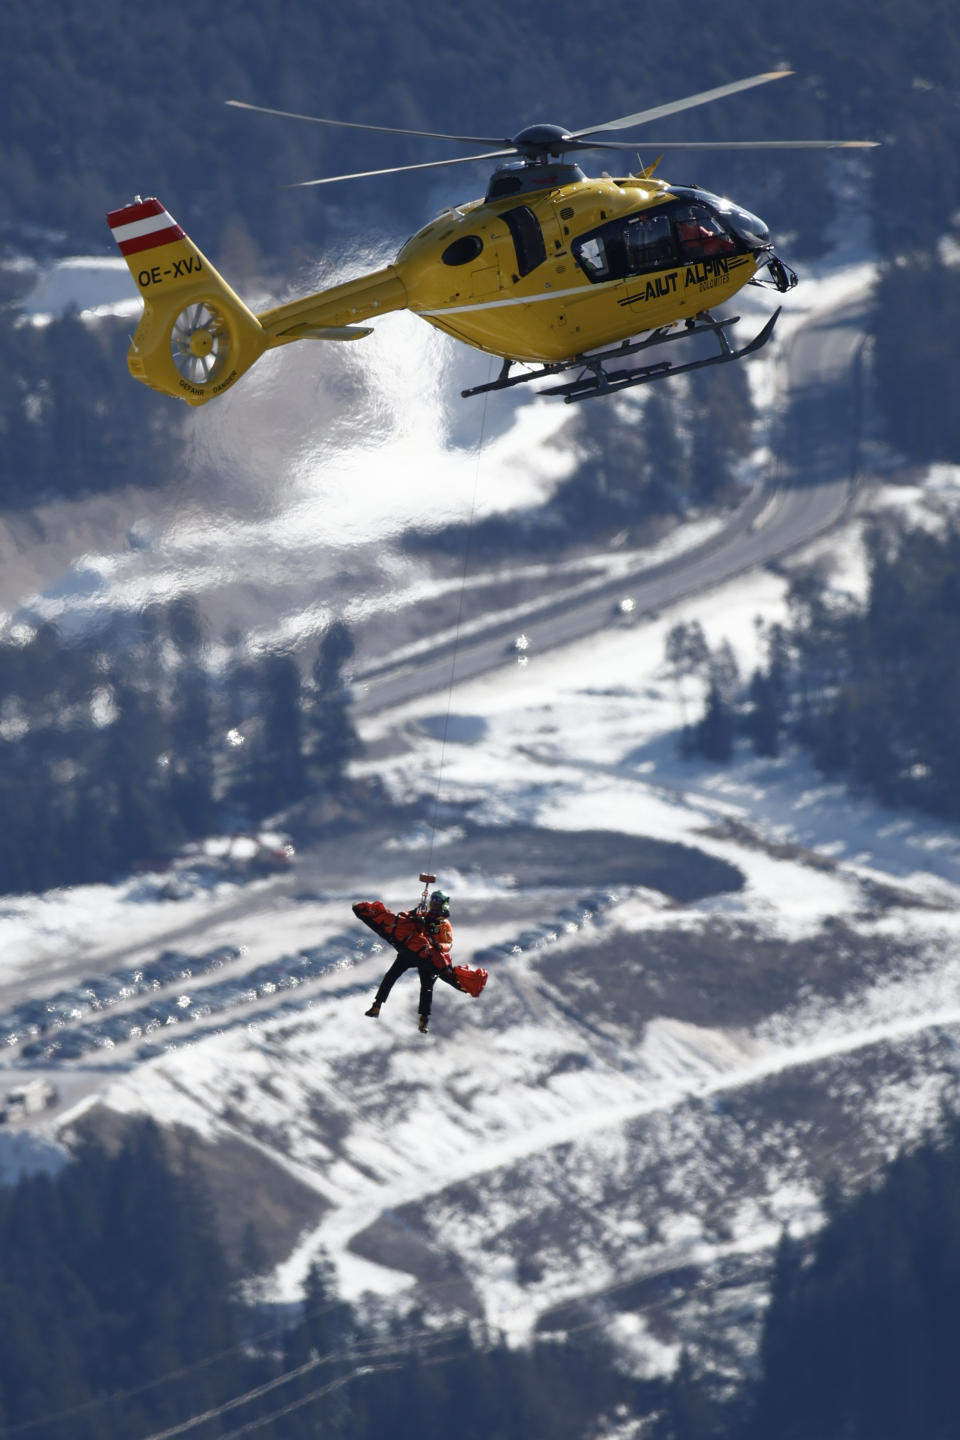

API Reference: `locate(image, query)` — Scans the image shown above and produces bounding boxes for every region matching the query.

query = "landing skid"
[461,308,781,404]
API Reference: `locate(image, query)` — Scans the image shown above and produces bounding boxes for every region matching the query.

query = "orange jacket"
[391,909,453,965]
[426,915,453,956]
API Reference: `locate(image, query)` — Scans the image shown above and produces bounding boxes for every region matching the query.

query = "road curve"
[356,293,870,717]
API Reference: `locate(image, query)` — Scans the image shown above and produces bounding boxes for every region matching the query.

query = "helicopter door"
[501,206,547,278]
[470,262,500,297]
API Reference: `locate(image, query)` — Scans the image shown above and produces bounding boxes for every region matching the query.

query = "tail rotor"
[170,302,232,386]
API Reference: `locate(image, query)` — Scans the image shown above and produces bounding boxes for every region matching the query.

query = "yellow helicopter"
[107,70,875,406]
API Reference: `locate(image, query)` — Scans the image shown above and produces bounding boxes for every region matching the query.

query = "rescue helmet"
[429,889,450,916]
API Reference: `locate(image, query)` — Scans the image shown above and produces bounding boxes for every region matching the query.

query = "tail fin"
[107,197,269,407]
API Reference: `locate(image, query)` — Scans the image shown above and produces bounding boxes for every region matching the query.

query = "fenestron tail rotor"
[170,302,231,387]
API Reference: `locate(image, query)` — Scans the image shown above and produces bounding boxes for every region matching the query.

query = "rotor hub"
[511,123,574,158]
[189,329,215,358]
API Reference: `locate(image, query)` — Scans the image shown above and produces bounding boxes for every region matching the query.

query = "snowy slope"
[7,233,960,1376]
[2,523,956,1376]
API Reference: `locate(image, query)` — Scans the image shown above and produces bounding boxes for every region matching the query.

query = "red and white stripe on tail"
[107,197,185,257]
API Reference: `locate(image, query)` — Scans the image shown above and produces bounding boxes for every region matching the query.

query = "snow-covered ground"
[17,255,141,325]
[7,506,960,1357]
[7,222,960,1373]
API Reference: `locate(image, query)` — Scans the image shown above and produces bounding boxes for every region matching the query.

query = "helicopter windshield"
[668,187,771,248]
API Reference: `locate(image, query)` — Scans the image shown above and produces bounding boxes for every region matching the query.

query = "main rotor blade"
[571,69,794,138]
[226,100,511,147]
[585,138,879,150]
[289,148,519,187]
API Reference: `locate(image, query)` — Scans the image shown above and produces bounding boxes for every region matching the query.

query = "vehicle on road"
[511,633,531,666]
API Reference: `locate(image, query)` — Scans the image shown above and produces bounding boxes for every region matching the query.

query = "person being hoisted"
[363,888,453,1033]
[353,876,487,1034]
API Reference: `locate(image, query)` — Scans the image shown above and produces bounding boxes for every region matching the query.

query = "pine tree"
[308,624,360,789]
[746,668,781,757]
[260,652,307,808]
[107,676,180,862]
[169,661,216,834]
[653,1348,726,1440]
[695,680,735,763]
[665,620,710,731]
[687,364,753,507]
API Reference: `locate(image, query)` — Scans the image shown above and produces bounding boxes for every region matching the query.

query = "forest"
[4,1108,960,1439]
[2,0,955,264]
[0,603,359,894]
[0,1118,660,1439]
[675,518,960,826]
[651,1104,960,1440]
[0,310,183,509]
[406,362,756,562]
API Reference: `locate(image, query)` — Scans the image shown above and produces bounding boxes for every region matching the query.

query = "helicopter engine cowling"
[485,160,586,201]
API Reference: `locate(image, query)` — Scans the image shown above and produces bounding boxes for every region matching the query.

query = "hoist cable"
[424,379,492,878]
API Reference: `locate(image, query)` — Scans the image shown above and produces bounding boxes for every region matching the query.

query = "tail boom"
[257,266,407,343]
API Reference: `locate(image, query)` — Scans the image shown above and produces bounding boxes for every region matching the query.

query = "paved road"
[356,293,870,718]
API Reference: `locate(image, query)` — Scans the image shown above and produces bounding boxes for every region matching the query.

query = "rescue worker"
[677,208,736,260]
[365,890,453,1033]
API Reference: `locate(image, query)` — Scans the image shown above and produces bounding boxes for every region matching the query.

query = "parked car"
[153,949,195,981]
[79,976,125,1009]
[199,944,245,970]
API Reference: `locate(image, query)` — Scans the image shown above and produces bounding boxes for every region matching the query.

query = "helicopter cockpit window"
[576,235,609,280]
[668,187,771,248]
[502,206,547,277]
[442,234,484,266]
[572,211,678,284]
[674,204,736,262]
[624,213,675,271]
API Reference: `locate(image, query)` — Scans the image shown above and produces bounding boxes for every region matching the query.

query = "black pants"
[374,949,438,1020]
